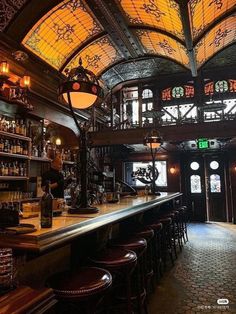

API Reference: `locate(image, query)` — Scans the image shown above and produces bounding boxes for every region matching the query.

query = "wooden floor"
[148,222,236,314]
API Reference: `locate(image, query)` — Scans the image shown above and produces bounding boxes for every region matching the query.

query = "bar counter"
[0,192,181,253]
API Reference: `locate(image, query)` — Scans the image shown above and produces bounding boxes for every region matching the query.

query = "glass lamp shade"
[63,91,97,109]
[59,80,103,109]
[146,136,162,149]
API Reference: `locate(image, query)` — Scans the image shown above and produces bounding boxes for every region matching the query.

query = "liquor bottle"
[40,181,53,228]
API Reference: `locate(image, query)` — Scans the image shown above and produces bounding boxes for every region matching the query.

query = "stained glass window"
[210,161,219,170]
[190,175,201,193]
[215,80,228,93]
[190,162,200,170]
[172,86,184,98]
[142,89,153,99]
[210,174,221,193]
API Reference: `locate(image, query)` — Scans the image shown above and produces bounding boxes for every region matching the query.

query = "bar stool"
[111,236,148,314]
[171,210,183,251]
[145,222,163,281]
[133,227,155,295]
[156,217,174,269]
[178,206,189,242]
[162,212,178,259]
[47,267,112,314]
[89,248,137,314]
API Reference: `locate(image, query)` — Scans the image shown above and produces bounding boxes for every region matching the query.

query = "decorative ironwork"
[209,0,223,9]
[85,55,101,69]
[132,165,159,185]
[0,0,27,31]
[53,23,75,43]
[141,0,166,22]
[158,39,176,55]
[60,0,86,13]
[210,28,231,47]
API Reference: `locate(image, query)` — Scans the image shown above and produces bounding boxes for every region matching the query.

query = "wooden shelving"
[0,130,31,141]
[0,176,29,180]
[30,156,51,162]
[63,160,75,165]
[0,152,29,159]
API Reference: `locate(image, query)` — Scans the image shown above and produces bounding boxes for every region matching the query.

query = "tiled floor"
[148,222,236,314]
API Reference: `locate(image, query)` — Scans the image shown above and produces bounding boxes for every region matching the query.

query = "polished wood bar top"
[0,192,181,252]
[0,286,56,314]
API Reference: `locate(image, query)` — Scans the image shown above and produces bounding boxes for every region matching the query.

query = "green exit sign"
[197,138,209,149]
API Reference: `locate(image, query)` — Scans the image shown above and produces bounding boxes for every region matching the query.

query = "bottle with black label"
[40,181,53,228]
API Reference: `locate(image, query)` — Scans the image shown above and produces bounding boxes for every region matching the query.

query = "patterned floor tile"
[148,222,236,314]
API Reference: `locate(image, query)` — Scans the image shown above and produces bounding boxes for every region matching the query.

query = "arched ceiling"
[1,0,236,89]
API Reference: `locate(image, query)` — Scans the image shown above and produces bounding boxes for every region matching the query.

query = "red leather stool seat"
[48,267,112,301]
[159,217,172,224]
[111,236,148,314]
[134,227,155,295]
[90,248,137,270]
[90,248,137,314]
[112,236,147,257]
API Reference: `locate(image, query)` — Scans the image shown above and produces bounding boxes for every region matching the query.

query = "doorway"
[182,154,227,222]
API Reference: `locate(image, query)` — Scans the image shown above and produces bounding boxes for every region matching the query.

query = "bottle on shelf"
[40,180,53,228]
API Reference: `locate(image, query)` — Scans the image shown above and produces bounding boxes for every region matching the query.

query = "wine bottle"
[40,181,53,228]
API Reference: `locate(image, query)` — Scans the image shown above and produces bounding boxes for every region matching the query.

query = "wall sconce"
[55,138,61,146]
[0,60,32,109]
[0,61,9,75]
[170,167,176,174]
[22,75,30,87]
[0,61,10,91]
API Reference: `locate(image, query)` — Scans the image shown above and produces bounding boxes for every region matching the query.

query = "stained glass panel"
[22,0,103,70]
[136,30,189,67]
[190,175,201,193]
[117,0,184,40]
[195,16,236,67]
[62,36,123,76]
[210,174,221,193]
[189,0,236,40]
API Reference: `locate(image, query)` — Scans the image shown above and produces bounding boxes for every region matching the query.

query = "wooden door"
[182,154,227,222]
[204,155,226,221]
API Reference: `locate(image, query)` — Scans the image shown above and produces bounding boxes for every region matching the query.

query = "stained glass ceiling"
[189,0,236,41]
[116,0,184,41]
[195,15,236,67]
[19,0,236,82]
[135,30,189,67]
[22,0,104,70]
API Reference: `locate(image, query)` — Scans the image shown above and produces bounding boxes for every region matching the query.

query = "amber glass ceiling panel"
[189,0,236,40]
[117,0,184,40]
[195,16,236,67]
[62,36,123,76]
[22,0,103,70]
[136,30,189,67]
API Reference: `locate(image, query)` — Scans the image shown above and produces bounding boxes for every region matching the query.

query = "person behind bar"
[41,155,65,198]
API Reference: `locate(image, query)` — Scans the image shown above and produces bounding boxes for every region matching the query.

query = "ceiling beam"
[86,0,144,59]
[178,2,198,77]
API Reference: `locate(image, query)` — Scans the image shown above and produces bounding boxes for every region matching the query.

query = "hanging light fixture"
[144,130,162,195]
[58,57,103,109]
[58,58,104,214]
[144,129,162,149]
